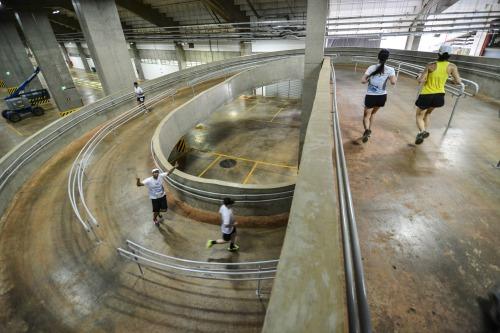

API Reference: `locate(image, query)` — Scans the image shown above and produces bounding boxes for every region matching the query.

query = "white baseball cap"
[152,168,160,173]
[438,44,452,55]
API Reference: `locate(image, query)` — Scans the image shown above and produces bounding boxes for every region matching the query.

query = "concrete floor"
[336,65,500,332]
[177,95,300,184]
[0,69,104,158]
[0,78,285,332]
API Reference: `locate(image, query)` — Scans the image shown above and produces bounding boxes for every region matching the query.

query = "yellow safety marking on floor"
[0,80,5,88]
[242,162,258,184]
[59,107,80,117]
[248,119,291,126]
[198,155,222,177]
[270,107,285,122]
[209,151,297,170]
[5,122,25,136]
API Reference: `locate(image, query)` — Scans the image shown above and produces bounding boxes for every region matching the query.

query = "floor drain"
[219,159,237,168]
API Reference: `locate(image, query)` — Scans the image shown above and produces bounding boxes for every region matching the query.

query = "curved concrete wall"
[152,56,304,215]
[263,58,347,332]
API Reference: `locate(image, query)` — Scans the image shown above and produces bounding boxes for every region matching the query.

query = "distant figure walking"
[136,164,177,227]
[206,198,239,252]
[414,45,462,145]
[133,81,148,113]
[360,49,397,143]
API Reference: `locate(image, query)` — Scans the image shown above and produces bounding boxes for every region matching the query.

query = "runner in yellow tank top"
[414,45,462,145]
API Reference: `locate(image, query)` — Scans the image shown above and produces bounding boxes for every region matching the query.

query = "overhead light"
[52,10,60,14]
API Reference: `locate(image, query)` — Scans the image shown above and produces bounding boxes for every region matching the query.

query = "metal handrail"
[117,248,277,280]
[126,240,278,267]
[331,59,372,333]
[117,240,278,285]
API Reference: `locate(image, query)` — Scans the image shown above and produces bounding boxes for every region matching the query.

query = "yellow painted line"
[211,151,297,170]
[198,155,221,177]
[270,107,284,122]
[5,122,25,136]
[242,162,258,184]
[248,119,291,126]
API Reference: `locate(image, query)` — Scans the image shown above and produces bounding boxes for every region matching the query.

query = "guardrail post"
[131,249,144,276]
[256,265,262,298]
[354,62,358,73]
[88,223,100,243]
[445,95,462,132]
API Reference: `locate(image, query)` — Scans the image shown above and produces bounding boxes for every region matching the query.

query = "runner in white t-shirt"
[206,198,239,252]
[136,163,177,227]
[133,81,148,113]
[360,49,397,143]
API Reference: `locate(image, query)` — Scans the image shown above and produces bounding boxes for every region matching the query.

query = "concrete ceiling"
[1,0,499,41]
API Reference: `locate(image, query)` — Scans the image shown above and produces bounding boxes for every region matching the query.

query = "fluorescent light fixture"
[52,10,60,14]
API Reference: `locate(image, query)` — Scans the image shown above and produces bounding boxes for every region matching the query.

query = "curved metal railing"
[331,60,372,333]
[118,240,278,281]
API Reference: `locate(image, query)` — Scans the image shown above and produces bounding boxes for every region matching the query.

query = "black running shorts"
[137,96,145,103]
[415,93,445,109]
[222,228,236,241]
[365,94,387,108]
[151,195,168,212]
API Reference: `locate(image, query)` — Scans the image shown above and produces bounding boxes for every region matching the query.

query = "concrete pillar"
[16,11,83,111]
[58,42,72,68]
[405,35,414,50]
[299,0,328,159]
[130,43,145,80]
[0,14,42,90]
[175,42,187,70]
[72,0,136,95]
[76,42,92,73]
[239,41,252,56]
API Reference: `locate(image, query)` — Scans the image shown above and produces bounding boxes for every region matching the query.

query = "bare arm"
[449,64,462,85]
[136,178,144,186]
[417,64,430,83]
[389,75,397,85]
[361,74,369,84]
[167,162,179,175]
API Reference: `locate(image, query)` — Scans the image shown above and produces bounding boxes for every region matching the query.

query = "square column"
[72,0,136,95]
[299,0,328,158]
[76,42,92,73]
[0,14,42,90]
[175,42,187,70]
[240,41,252,56]
[16,11,83,111]
[130,43,145,80]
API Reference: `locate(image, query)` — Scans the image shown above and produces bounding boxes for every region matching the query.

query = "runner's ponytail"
[368,49,390,78]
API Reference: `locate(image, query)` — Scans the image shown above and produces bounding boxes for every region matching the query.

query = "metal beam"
[200,0,249,22]
[49,13,81,31]
[50,21,77,34]
[115,0,178,27]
